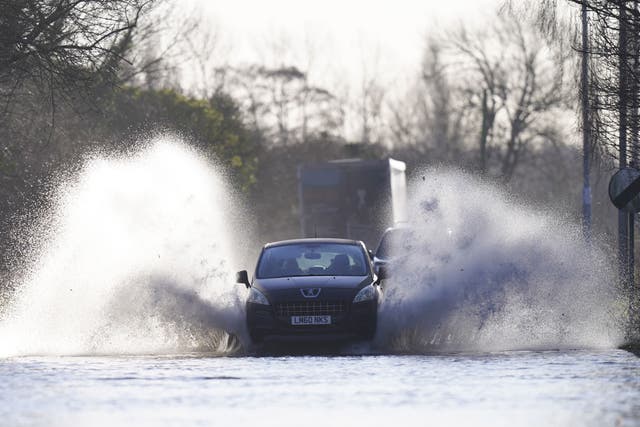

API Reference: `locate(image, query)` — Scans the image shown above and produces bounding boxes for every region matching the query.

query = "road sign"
[609,167,640,212]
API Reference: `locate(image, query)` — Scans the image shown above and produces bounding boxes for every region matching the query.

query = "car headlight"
[353,284,377,303]
[247,287,270,305]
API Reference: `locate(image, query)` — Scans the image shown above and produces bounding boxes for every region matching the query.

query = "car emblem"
[300,288,321,298]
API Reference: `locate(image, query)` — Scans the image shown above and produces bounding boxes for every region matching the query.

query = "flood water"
[1,349,639,427]
[0,141,635,426]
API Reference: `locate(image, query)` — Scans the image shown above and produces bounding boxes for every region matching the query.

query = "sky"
[181,0,502,92]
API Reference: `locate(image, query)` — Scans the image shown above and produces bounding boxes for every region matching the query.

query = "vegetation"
[0,0,260,276]
[103,87,257,190]
[512,0,640,341]
[0,0,633,294]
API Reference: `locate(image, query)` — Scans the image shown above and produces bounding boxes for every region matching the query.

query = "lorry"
[297,158,407,249]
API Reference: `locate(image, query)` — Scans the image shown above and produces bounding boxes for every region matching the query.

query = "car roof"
[264,238,364,249]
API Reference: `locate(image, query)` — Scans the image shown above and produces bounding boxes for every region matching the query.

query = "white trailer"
[297,158,407,249]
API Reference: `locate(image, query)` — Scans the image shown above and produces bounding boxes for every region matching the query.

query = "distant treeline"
[0,0,622,281]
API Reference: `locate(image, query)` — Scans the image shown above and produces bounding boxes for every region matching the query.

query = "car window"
[257,243,368,278]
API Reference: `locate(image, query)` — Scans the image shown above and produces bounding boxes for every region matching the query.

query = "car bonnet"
[253,275,370,292]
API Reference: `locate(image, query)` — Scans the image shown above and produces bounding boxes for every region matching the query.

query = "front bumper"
[247,299,377,343]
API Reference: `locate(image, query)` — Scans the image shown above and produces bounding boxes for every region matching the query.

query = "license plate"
[291,315,331,325]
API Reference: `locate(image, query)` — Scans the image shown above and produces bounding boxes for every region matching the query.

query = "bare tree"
[0,0,158,123]
[448,9,573,181]
[352,47,386,146]
[116,3,196,91]
[388,38,467,163]
[176,13,232,100]
[224,65,344,146]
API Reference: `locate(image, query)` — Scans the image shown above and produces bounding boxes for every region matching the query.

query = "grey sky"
[176,0,504,139]
[183,0,501,85]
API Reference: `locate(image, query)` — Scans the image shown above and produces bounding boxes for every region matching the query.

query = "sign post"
[609,168,640,301]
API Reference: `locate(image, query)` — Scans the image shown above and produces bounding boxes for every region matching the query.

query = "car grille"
[275,301,347,317]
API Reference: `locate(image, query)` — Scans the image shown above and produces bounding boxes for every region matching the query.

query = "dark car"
[236,238,381,344]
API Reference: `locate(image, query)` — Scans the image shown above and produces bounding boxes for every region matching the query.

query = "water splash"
[0,151,626,356]
[0,137,247,356]
[376,169,625,353]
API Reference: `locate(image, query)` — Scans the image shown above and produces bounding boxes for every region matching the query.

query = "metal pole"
[619,0,632,287]
[630,214,635,284]
[632,0,640,333]
[581,0,592,242]
[631,0,640,292]
[634,0,640,169]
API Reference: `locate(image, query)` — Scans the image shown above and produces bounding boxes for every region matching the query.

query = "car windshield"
[257,243,368,278]
[375,229,415,259]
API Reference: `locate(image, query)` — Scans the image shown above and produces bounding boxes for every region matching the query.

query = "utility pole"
[631,0,640,291]
[632,0,640,335]
[619,0,634,287]
[480,89,489,175]
[633,0,640,171]
[581,0,592,241]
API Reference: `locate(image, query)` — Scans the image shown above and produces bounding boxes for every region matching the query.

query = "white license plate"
[291,315,331,325]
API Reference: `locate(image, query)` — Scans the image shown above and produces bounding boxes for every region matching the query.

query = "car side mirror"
[236,270,251,288]
[368,249,375,259]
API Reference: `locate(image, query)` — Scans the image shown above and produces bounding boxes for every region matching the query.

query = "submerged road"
[1,350,639,426]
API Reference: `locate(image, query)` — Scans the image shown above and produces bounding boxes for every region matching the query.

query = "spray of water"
[0,136,248,356]
[0,145,625,356]
[377,169,625,353]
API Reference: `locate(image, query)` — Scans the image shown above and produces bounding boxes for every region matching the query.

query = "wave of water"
[0,137,248,356]
[0,147,626,356]
[376,169,626,353]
